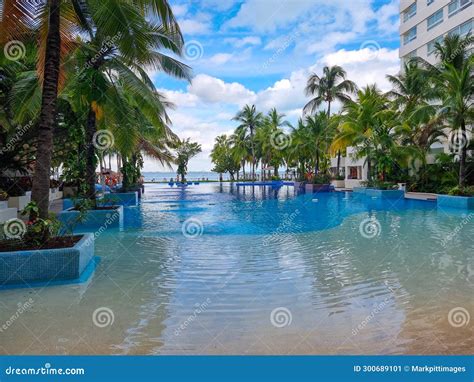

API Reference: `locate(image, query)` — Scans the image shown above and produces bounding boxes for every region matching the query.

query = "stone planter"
[7,194,31,211]
[305,183,332,193]
[437,195,474,210]
[331,180,345,188]
[365,189,405,199]
[0,233,94,286]
[58,205,124,232]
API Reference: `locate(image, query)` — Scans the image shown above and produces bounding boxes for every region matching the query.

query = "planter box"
[305,184,332,193]
[101,192,138,207]
[7,194,31,211]
[365,189,405,199]
[0,233,94,286]
[331,180,345,188]
[58,205,123,232]
[0,207,17,224]
[437,195,474,210]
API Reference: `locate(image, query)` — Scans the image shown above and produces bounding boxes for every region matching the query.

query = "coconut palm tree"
[232,104,263,180]
[304,65,357,175]
[175,138,201,182]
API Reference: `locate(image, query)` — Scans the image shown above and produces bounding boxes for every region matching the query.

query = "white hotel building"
[331,0,473,188]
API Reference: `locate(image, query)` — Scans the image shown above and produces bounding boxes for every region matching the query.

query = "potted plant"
[438,186,474,210]
[0,202,95,285]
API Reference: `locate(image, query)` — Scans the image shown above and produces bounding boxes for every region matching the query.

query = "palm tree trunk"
[31,0,61,219]
[458,121,467,187]
[85,107,97,205]
[336,151,341,176]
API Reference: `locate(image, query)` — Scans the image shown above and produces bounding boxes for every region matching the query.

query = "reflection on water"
[0,183,472,354]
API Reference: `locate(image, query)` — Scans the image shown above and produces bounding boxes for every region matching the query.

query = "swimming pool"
[0,183,472,354]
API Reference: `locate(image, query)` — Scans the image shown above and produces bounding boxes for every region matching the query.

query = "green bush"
[446,186,474,197]
[312,173,331,184]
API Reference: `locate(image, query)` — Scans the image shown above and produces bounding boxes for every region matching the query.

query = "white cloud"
[179,19,210,34]
[225,36,262,48]
[172,4,188,17]
[208,53,234,65]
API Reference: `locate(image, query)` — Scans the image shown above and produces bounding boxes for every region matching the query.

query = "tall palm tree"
[1,0,78,218]
[175,138,201,182]
[431,35,473,187]
[232,104,263,180]
[229,130,250,179]
[304,65,357,175]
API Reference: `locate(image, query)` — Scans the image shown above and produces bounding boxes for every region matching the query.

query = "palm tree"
[229,130,250,180]
[331,85,396,182]
[232,104,263,180]
[175,138,201,182]
[304,65,357,175]
[1,0,78,218]
[431,35,473,187]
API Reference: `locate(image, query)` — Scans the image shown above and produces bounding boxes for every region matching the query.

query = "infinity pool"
[0,183,472,354]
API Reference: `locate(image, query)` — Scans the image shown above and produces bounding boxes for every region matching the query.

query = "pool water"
[0,183,472,355]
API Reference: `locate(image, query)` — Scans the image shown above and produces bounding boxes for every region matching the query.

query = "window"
[403,27,417,45]
[448,0,472,17]
[427,36,443,55]
[448,19,473,36]
[403,2,417,22]
[427,0,434,4]
[427,9,443,30]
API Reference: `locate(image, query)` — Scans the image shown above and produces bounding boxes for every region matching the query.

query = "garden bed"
[0,233,94,285]
[0,235,82,252]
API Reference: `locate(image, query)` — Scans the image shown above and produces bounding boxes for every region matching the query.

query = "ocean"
[143,171,226,182]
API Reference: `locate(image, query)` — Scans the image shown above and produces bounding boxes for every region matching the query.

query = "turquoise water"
[0,183,472,354]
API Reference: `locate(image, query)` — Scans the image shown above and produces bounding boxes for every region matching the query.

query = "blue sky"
[146,0,402,172]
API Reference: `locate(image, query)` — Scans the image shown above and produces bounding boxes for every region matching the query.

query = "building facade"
[330,0,472,189]
[400,0,472,66]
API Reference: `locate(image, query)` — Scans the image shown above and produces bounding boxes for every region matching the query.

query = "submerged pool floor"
[0,183,472,355]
